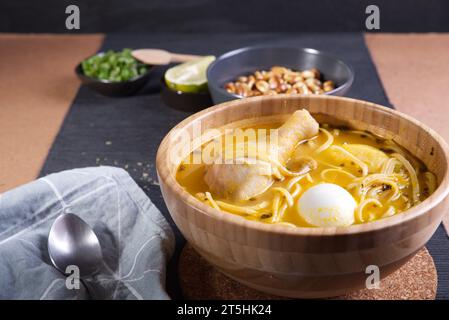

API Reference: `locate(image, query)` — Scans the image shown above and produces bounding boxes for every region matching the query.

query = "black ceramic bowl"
[160,78,213,112]
[75,52,153,97]
[207,46,354,104]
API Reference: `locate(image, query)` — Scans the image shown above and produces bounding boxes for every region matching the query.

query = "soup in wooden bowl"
[156,95,449,298]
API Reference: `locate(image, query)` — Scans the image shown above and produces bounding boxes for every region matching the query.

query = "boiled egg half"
[297,183,356,227]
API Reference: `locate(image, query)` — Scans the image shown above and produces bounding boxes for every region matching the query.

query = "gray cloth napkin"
[0,166,175,300]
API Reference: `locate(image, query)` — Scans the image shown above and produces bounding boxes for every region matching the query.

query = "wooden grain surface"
[156,94,449,298]
[0,34,103,192]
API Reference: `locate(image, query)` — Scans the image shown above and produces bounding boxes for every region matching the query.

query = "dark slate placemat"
[39,32,449,299]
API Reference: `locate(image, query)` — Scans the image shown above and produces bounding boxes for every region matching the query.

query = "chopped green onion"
[81,48,149,82]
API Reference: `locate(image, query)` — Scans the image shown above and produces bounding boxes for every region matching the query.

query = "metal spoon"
[132,48,202,65]
[48,213,103,278]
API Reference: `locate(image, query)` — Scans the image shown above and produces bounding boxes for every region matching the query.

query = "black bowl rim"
[75,51,153,84]
[206,45,355,99]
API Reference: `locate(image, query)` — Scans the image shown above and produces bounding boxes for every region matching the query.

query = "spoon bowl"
[48,213,102,277]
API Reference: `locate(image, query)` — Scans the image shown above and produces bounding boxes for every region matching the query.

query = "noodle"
[214,200,271,215]
[276,183,302,222]
[215,201,258,215]
[401,195,412,210]
[306,173,314,183]
[198,191,273,215]
[179,120,436,228]
[254,153,312,178]
[366,185,383,198]
[272,187,294,207]
[268,156,310,177]
[272,193,281,221]
[356,198,383,223]
[358,174,401,202]
[314,128,334,154]
[392,153,420,204]
[381,158,401,174]
[205,192,220,210]
[286,174,307,189]
[384,140,421,171]
[247,201,271,210]
[381,206,396,218]
[277,203,288,221]
[291,183,302,198]
[320,168,357,182]
[206,192,269,216]
[316,158,343,169]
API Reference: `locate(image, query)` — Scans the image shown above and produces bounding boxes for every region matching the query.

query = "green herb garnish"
[81,48,148,82]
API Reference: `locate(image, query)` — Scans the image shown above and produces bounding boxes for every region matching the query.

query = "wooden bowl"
[156,95,449,298]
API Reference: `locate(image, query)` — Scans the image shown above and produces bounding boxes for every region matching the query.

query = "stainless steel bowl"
[207,46,354,104]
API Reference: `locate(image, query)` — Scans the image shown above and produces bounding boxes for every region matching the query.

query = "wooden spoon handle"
[170,53,203,63]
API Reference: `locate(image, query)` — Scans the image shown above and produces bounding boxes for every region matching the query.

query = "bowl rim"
[206,45,355,100]
[75,51,153,84]
[156,95,449,237]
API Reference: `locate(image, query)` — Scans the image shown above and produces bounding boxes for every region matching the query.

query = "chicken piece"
[275,109,320,164]
[287,156,318,173]
[204,158,274,201]
[204,109,319,201]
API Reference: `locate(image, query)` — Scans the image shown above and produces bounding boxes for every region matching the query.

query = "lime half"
[164,55,215,93]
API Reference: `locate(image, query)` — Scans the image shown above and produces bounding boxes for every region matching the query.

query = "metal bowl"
[207,46,354,104]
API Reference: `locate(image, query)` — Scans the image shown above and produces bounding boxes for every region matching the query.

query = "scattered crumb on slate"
[94,157,159,188]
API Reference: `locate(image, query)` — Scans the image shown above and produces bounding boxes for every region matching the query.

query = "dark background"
[1,0,449,33]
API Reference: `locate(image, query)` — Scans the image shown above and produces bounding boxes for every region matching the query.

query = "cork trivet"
[179,244,437,300]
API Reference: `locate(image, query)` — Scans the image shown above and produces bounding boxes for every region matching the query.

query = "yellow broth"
[176,123,436,227]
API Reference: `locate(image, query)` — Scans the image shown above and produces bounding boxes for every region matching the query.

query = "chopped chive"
[81,48,148,82]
